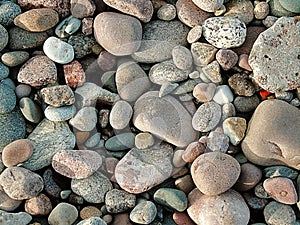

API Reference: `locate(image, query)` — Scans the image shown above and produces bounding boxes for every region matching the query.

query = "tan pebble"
[175,174,195,194]
[193,83,216,102]
[25,194,52,216]
[182,141,206,163]
[234,163,262,191]
[135,132,155,150]
[80,206,102,219]
[187,188,204,224]
[238,54,252,71]
[187,25,202,43]
[75,131,90,145]
[172,150,186,168]
[173,212,195,225]
[172,167,189,178]
[254,1,269,20]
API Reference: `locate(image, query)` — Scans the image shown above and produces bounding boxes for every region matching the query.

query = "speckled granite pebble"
[48,203,78,225]
[105,189,136,213]
[0,24,8,52]
[41,85,75,107]
[0,82,16,114]
[0,210,32,225]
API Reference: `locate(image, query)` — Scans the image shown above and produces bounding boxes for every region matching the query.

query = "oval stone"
[110,100,133,130]
[0,82,16,114]
[1,51,30,67]
[19,97,43,123]
[45,105,76,122]
[0,24,8,52]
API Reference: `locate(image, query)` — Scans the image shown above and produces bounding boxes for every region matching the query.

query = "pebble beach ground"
[0,0,299,224]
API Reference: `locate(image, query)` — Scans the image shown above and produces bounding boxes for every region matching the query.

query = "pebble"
[275,91,293,102]
[71,171,113,203]
[254,1,269,19]
[159,81,179,98]
[233,95,260,113]
[60,190,71,200]
[172,150,186,168]
[2,78,15,91]
[222,102,236,121]
[129,201,157,224]
[191,152,241,195]
[234,163,262,191]
[255,182,270,199]
[43,37,74,64]
[116,61,151,102]
[206,130,229,152]
[263,16,278,28]
[192,101,221,132]
[202,60,222,83]
[263,177,298,205]
[263,201,296,225]
[105,133,135,151]
[242,100,300,170]
[2,139,33,167]
[52,150,102,179]
[84,132,101,148]
[216,49,238,71]
[224,0,254,24]
[175,175,195,194]
[157,4,176,21]
[68,33,96,58]
[115,144,173,194]
[0,82,16,114]
[48,203,78,225]
[182,141,205,163]
[187,25,202,43]
[172,45,193,70]
[23,119,76,171]
[193,83,216,102]
[14,8,59,32]
[8,27,48,50]
[0,167,43,200]
[203,16,247,49]
[238,54,253,71]
[69,107,97,132]
[110,100,133,130]
[176,0,211,28]
[63,60,86,88]
[243,192,268,210]
[0,1,21,27]
[228,73,256,97]
[134,133,155,149]
[43,169,61,198]
[172,79,198,95]
[0,109,26,152]
[249,17,300,92]
[133,91,197,147]
[24,194,52,216]
[0,210,32,225]
[154,188,187,212]
[55,16,82,38]
[77,217,107,225]
[94,12,142,56]
[223,117,247,146]
[111,213,132,225]
[263,166,298,180]
[17,55,57,87]
[97,51,116,71]
[82,17,93,36]
[191,42,217,66]
[19,97,42,123]
[80,206,102,219]
[278,0,300,13]
[1,51,29,67]
[192,0,224,12]
[44,105,76,122]
[0,62,9,80]
[173,212,195,225]
[212,85,234,105]
[269,0,294,17]
[70,0,96,18]
[105,189,136,213]
[41,85,75,107]
[0,186,22,211]
[0,24,8,52]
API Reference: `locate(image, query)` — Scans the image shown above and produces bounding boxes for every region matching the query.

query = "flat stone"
[154,188,187,212]
[187,25,203,44]
[221,103,236,121]
[94,12,142,56]
[224,0,254,24]
[0,24,8,52]
[279,0,300,13]
[191,152,241,195]
[0,210,32,225]
[249,17,300,93]
[203,16,247,49]
[105,133,135,151]
[48,203,78,225]
[172,45,193,70]
[17,55,57,87]
[223,117,247,146]
[1,51,30,67]
[0,82,16,114]
[133,91,197,147]
[41,85,75,107]
[109,100,133,130]
[70,0,96,18]
[63,60,85,88]
[191,42,217,66]
[234,95,260,113]
[0,62,9,80]
[192,0,224,12]
[264,201,296,225]
[234,163,262,191]
[45,105,76,122]
[19,97,42,123]
[0,1,21,27]
[71,171,113,203]
[22,119,76,171]
[263,166,298,180]
[24,193,52,216]
[115,144,174,194]
[0,167,43,200]
[0,187,22,211]
[242,99,300,170]
[105,189,136,213]
[269,0,296,17]
[77,217,107,225]
[130,201,157,224]
[69,107,97,132]
[55,16,82,38]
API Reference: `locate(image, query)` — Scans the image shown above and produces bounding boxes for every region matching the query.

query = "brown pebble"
[80,206,102,219]
[238,54,253,71]
[172,167,189,179]
[75,131,90,146]
[111,213,133,225]
[173,212,195,225]
[182,141,205,163]
[63,60,86,88]
[175,175,195,194]
[234,163,262,191]
[97,51,117,71]
[82,17,94,36]
[25,194,52,216]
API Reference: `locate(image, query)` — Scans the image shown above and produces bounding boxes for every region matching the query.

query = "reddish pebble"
[175,174,195,194]
[173,212,195,225]
[182,141,206,163]
[82,17,94,36]
[234,163,262,191]
[259,90,272,99]
[25,194,52,216]
[97,51,117,71]
[263,177,298,205]
[63,60,86,88]
[238,54,252,71]
[2,139,33,167]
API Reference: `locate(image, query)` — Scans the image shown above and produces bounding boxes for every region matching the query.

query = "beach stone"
[159,81,179,98]
[41,85,75,107]
[149,60,190,85]
[80,206,102,219]
[2,139,33,167]
[0,186,22,211]
[187,25,202,44]
[172,45,193,70]
[228,73,256,96]
[263,166,298,180]
[157,4,176,21]
[55,15,82,38]
[191,42,217,66]
[94,12,142,56]
[192,0,224,12]
[17,55,57,87]
[24,194,52,216]
[269,0,296,17]
[135,133,155,149]
[44,105,76,122]
[115,144,173,194]
[238,54,252,71]
[116,61,151,102]
[233,95,260,113]
[192,101,221,132]
[71,171,113,203]
[264,201,296,225]
[0,24,8,52]
[130,201,157,224]
[172,150,186,168]
[0,109,26,152]
[154,188,187,212]
[263,16,278,28]
[70,0,96,18]
[43,169,61,199]
[85,133,101,148]
[206,130,229,152]
[0,1,21,27]
[133,91,197,147]
[105,133,135,151]
[249,17,300,93]
[191,151,241,195]
[193,83,216,102]
[52,150,102,179]
[176,0,211,28]
[82,17,93,36]
[43,37,74,64]
[23,119,76,171]
[221,103,236,121]
[216,49,238,71]
[173,212,195,225]
[48,203,78,225]
[14,8,59,32]
[68,33,96,58]
[223,117,247,146]
[243,192,268,210]
[97,51,116,71]
[110,100,133,130]
[234,163,262,191]
[8,27,48,50]
[0,62,9,80]
[279,0,300,13]
[63,60,85,88]
[19,97,42,123]
[1,51,30,67]
[77,217,107,225]
[0,210,32,225]
[175,174,195,193]
[111,213,132,225]
[103,0,153,22]
[105,189,136,213]
[0,167,43,200]
[69,107,97,132]
[224,0,254,24]
[263,177,298,205]
[2,78,15,91]
[182,141,205,163]
[131,20,189,63]
[0,82,16,114]
[242,99,300,170]
[213,85,234,105]
[203,17,247,49]
[254,1,269,19]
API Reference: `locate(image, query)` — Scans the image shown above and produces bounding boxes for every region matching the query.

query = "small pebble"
[159,81,179,98]
[69,107,98,132]
[172,45,193,70]
[212,85,234,105]
[105,133,135,151]
[191,42,217,66]
[172,150,186,168]
[55,16,82,38]
[264,201,296,225]
[70,0,96,18]
[80,206,102,219]
[60,190,72,200]
[63,60,86,88]
[19,97,43,123]
[206,130,229,152]
[24,194,52,216]
[262,16,278,28]
[175,175,195,194]
[77,217,107,225]
[263,166,298,180]
[44,105,76,122]
[1,51,29,67]
[254,1,269,19]
[223,117,247,146]
[193,83,216,102]
[154,188,187,212]
[157,4,176,21]
[85,132,101,148]
[216,49,238,71]
[238,54,252,71]
[243,192,268,210]
[0,24,8,52]
[187,25,202,44]
[202,60,222,84]
[255,182,270,199]
[109,100,133,130]
[0,210,32,225]
[0,62,9,80]
[68,33,96,58]
[234,95,260,113]
[228,73,256,96]
[182,141,206,163]
[221,102,236,121]
[43,169,62,199]
[192,0,224,12]
[48,202,78,225]
[135,132,155,149]
[173,212,195,225]
[105,189,136,213]
[0,1,22,27]
[234,163,262,191]
[82,17,93,36]
[0,82,16,114]
[129,201,157,224]
[41,85,75,107]
[224,0,254,24]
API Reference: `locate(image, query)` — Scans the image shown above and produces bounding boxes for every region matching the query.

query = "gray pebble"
[68,33,96,59]
[105,189,136,213]
[233,95,260,113]
[15,84,31,99]
[0,62,9,80]
[187,25,202,44]
[0,24,8,52]
[109,100,133,130]
[0,82,16,114]
[243,193,268,210]
[0,1,21,27]
[105,133,135,151]
[263,166,298,180]
[2,78,15,90]
[206,130,229,152]
[172,45,193,70]
[85,132,101,148]
[254,183,270,199]
[135,132,155,149]
[0,210,32,225]
[48,202,78,225]
[157,4,176,21]
[1,51,29,67]
[263,201,296,225]
[55,15,82,38]
[19,97,42,123]
[130,201,157,224]
[221,102,236,121]
[154,188,187,212]
[69,107,97,132]
[159,81,179,98]
[77,217,107,225]
[44,105,76,122]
